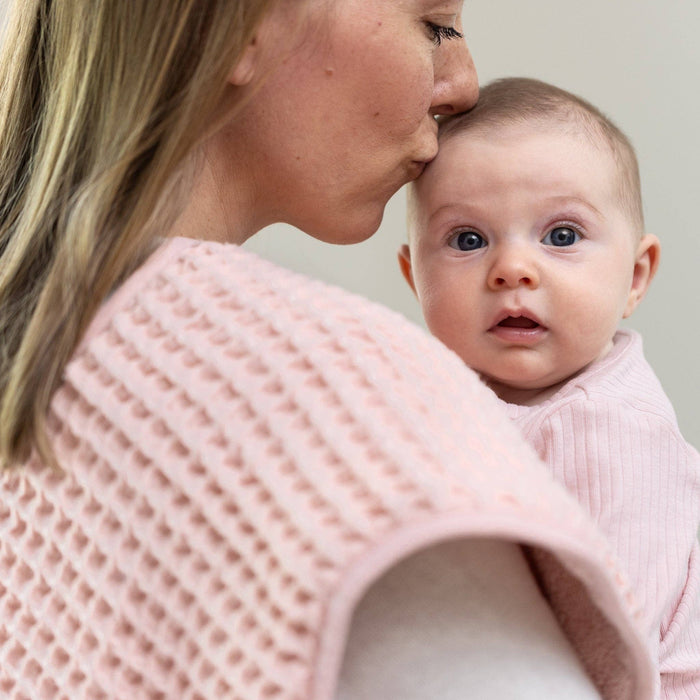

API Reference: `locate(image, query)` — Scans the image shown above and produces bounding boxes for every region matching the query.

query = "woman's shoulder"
[77,235,492,411]
[83,236,437,349]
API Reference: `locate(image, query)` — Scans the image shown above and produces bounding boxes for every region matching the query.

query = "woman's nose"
[430,30,479,116]
[487,248,540,290]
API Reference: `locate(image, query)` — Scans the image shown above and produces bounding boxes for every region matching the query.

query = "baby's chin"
[482,375,572,407]
[482,340,618,405]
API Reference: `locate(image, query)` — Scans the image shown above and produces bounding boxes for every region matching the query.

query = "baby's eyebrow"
[545,195,605,220]
[426,202,481,225]
[427,204,458,223]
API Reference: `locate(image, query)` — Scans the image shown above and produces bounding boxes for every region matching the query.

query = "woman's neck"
[169,139,265,245]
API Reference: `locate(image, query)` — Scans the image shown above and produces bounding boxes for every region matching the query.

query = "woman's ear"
[229,5,290,87]
[228,36,260,86]
[623,233,661,318]
[398,244,417,296]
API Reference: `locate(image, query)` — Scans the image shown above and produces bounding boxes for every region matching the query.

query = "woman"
[0,1,653,698]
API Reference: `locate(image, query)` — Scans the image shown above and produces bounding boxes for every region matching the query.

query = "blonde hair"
[0,0,279,468]
[437,77,645,236]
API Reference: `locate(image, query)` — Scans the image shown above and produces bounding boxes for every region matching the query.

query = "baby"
[399,77,700,696]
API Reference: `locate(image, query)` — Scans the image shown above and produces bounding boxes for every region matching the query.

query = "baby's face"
[402,124,645,404]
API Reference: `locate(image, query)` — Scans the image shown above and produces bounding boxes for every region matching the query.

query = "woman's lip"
[408,160,428,180]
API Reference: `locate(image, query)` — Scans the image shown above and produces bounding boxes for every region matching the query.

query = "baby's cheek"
[424,305,457,346]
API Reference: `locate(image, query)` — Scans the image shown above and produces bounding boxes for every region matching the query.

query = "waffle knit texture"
[504,330,700,700]
[0,238,654,699]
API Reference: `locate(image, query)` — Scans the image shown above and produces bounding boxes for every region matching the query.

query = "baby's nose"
[487,250,540,290]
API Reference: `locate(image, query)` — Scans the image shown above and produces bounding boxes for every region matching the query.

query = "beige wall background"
[2,2,697,446]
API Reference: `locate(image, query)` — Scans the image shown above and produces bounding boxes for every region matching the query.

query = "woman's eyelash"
[426,23,464,46]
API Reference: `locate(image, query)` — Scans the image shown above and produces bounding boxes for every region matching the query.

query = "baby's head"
[400,77,660,405]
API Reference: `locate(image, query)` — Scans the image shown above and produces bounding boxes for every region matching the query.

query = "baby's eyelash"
[426,23,464,46]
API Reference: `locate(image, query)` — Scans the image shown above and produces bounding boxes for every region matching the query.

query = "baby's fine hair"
[438,77,645,236]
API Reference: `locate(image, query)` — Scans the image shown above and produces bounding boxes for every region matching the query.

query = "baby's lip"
[489,309,547,331]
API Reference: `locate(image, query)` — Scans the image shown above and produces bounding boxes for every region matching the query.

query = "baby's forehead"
[415,119,610,200]
[439,116,604,154]
[406,117,624,238]
[418,116,620,201]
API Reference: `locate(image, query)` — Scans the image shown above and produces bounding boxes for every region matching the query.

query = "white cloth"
[337,539,602,699]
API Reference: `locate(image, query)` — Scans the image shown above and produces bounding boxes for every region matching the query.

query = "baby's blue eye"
[542,227,580,247]
[449,231,486,251]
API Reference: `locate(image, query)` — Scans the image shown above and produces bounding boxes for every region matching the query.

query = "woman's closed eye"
[425,22,464,46]
[448,231,486,251]
[541,226,581,247]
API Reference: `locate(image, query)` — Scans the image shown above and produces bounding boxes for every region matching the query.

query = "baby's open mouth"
[489,314,546,342]
[497,316,540,329]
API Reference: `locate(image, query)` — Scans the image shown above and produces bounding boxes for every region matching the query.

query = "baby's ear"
[623,234,661,318]
[398,244,417,296]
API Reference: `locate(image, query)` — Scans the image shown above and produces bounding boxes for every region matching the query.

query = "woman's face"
[231,0,478,243]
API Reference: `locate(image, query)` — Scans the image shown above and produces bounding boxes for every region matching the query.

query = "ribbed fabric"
[505,330,700,699]
[0,238,655,699]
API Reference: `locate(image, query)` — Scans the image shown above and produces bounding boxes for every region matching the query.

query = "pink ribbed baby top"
[504,330,700,700]
[0,238,654,699]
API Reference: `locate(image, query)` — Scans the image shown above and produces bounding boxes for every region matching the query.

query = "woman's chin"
[306,210,385,246]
